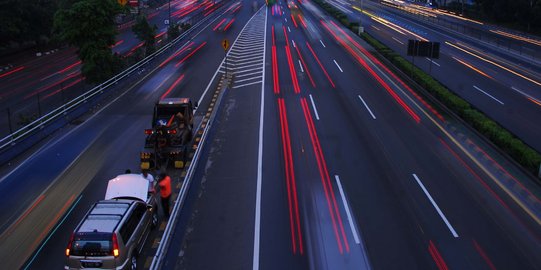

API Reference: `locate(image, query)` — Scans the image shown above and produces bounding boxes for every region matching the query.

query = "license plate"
[81,260,102,268]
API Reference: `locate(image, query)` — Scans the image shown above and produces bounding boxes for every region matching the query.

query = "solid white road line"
[237,71,263,78]
[425,58,440,67]
[253,7,267,270]
[309,94,320,120]
[298,60,304,73]
[333,60,343,72]
[235,63,264,71]
[233,80,263,89]
[357,95,376,119]
[412,174,459,238]
[320,40,326,48]
[392,37,404,45]
[235,75,263,83]
[235,67,263,74]
[335,175,361,244]
[473,85,504,105]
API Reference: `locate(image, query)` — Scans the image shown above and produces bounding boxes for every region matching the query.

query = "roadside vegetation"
[53,0,124,83]
[311,0,541,179]
[132,15,158,56]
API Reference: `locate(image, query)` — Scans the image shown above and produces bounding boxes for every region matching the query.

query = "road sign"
[407,40,440,59]
[222,39,230,51]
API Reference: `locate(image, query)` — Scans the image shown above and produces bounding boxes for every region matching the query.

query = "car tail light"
[112,233,119,257]
[66,233,74,256]
[145,129,153,135]
[167,129,177,134]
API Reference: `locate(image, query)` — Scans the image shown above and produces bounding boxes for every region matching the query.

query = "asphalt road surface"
[1,1,540,270]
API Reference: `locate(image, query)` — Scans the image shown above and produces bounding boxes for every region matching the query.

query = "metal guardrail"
[0,7,221,152]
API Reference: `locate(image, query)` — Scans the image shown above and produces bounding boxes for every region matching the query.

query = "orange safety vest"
[159,176,172,198]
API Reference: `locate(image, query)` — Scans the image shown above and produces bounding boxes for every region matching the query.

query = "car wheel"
[130,255,137,270]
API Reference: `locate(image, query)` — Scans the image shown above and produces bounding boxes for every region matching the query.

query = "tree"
[0,0,57,48]
[53,0,122,83]
[132,15,157,55]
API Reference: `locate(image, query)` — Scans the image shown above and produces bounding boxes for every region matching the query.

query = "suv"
[65,174,157,269]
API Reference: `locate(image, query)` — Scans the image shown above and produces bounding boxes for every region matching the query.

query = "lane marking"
[392,37,404,44]
[320,40,326,48]
[335,175,361,244]
[253,7,267,270]
[233,80,263,89]
[333,60,343,72]
[292,40,296,48]
[298,60,304,73]
[234,67,263,74]
[357,95,376,119]
[425,58,441,67]
[309,94,320,120]
[288,26,291,32]
[473,85,504,105]
[511,86,541,104]
[235,75,263,83]
[412,174,459,238]
[237,71,263,78]
[23,195,82,269]
[372,25,381,31]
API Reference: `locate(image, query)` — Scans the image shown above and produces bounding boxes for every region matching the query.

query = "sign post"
[407,40,440,77]
[222,39,230,76]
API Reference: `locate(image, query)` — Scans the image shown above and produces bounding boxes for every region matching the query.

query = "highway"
[324,0,541,153]
[0,0,540,270]
[158,1,541,269]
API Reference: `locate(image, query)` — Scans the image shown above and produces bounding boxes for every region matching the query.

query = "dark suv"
[65,199,153,269]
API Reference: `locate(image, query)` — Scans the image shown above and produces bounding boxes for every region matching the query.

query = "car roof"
[78,202,130,233]
[105,174,148,202]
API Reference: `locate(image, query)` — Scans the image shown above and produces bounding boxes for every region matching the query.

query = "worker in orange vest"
[158,172,172,218]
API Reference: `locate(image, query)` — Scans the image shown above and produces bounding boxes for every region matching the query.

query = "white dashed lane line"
[358,95,376,120]
[392,37,404,44]
[309,94,320,120]
[334,60,343,73]
[474,85,504,105]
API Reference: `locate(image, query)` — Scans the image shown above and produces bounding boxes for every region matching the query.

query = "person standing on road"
[158,172,172,219]
[141,169,155,193]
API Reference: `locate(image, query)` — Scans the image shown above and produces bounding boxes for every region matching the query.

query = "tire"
[130,254,137,270]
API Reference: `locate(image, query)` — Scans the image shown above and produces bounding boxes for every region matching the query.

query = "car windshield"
[71,232,112,257]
